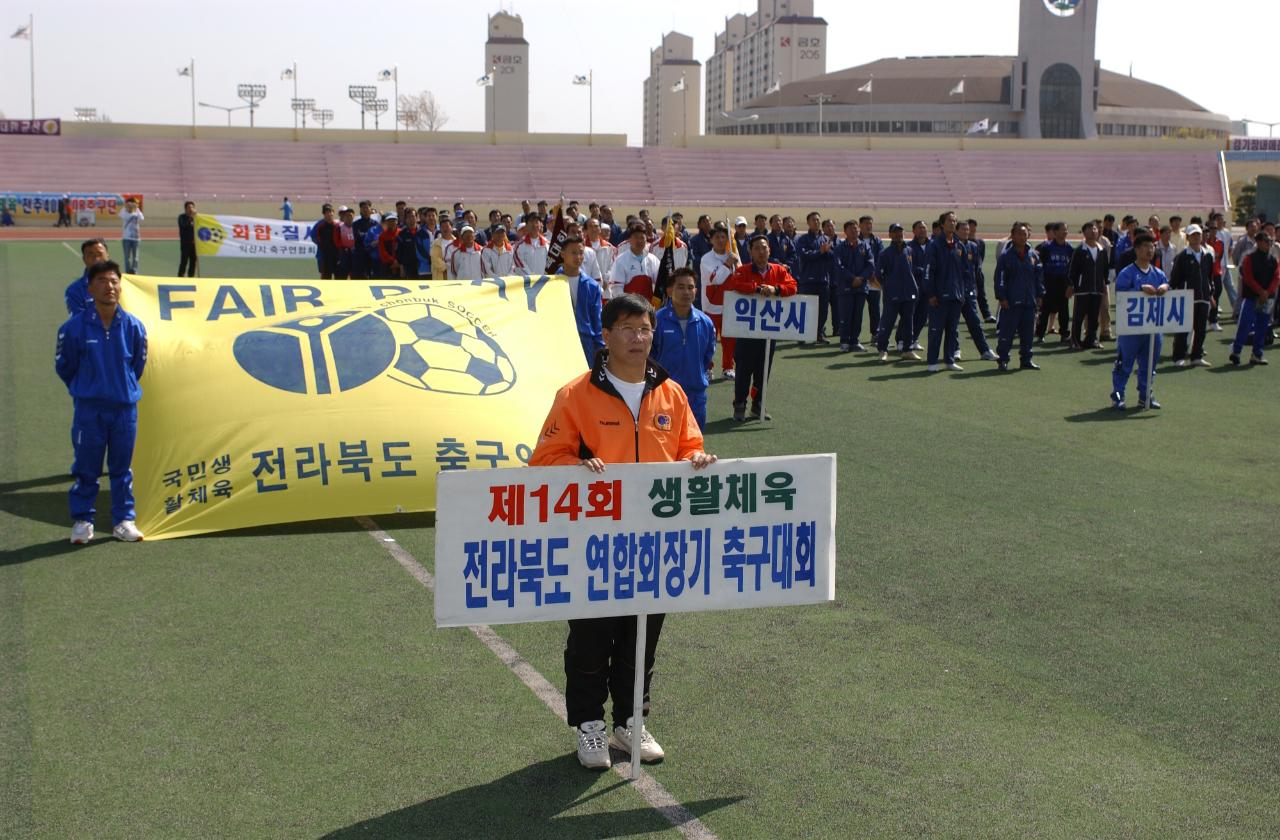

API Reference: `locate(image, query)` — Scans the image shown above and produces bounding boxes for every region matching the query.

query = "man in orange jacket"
[724,233,799,421]
[530,293,717,771]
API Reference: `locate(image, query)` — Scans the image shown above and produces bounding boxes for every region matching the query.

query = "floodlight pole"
[806,93,833,138]
[237,83,267,127]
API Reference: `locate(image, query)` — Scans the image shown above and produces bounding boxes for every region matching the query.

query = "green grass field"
[3,239,1279,838]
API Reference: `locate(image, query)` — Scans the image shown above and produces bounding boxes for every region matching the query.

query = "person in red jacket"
[530,293,716,771]
[376,214,400,278]
[723,233,798,421]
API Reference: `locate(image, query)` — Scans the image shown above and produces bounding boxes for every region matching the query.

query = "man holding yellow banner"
[120,272,584,539]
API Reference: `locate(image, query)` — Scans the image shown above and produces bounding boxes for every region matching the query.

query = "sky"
[1,0,1273,143]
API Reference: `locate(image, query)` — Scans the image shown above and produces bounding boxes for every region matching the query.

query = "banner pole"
[630,612,647,781]
[1145,332,1155,408]
[759,337,772,422]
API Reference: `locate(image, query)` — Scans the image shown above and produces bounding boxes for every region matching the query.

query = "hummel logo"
[544,421,561,438]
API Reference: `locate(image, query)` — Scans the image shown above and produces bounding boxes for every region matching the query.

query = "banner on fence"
[434,453,837,627]
[194,213,319,259]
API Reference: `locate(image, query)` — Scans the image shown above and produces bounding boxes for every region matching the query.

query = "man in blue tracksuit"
[351,201,380,279]
[651,267,716,429]
[1035,222,1075,344]
[65,238,110,315]
[833,221,867,351]
[768,215,798,276]
[55,260,148,543]
[873,223,920,361]
[924,212,967,371]
[857,216,884,338]
[955,220,997,363]
[1111,231,1170,409]
[794,211,834,345]
[966,218,994,321]
[904,221,930,352]
[557,236,605,368]
[994,222,1044,371]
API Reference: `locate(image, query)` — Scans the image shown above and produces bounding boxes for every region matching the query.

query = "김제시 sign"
[1115,290,1193,335]
[120,274,585,539]
[433,453,837,627]
[721,292,819,342]
[194,213,319,259]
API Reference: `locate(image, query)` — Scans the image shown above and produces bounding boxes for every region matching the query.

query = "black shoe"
[733,403,746,422]
[997,361,1009,371]
[1019,361,1041,370]
[750,403,771,421]
[1139,396,1162,409]
[1110,391,1126,410]
[1087,341,1103,349]
[1250,355,1268,365]
[1229,353,1241,366]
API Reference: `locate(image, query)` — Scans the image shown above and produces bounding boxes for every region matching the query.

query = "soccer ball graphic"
[377,302,516,395]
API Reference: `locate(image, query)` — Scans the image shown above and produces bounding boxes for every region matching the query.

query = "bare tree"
[397,91,449,132]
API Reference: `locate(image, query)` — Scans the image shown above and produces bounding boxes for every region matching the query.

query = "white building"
[705,0,828,135]
[643,32,702,147]
[484,11,528,133]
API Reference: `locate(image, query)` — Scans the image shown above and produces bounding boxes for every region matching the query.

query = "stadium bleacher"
[0,135,1228,209]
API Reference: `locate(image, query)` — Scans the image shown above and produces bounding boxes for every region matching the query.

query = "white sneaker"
[610,716,664,763]
[1174,359,1188,368]
[878,351,889,361]
[724,369,736,380]
[70,520,94,544]
[927,364,941,372]
[946,362,964,371]
[910,341,923,351]
[1209,323,1223,332]
[576,720,611,769]
[1192,358,1212,367]
[980,350,999,361]
[954,349,963,360]
[112,520,144,542]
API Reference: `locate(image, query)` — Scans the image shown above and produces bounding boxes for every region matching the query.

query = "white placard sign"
[433,454,837,627]
[1115,290,1193,336]
[721,292,820,342]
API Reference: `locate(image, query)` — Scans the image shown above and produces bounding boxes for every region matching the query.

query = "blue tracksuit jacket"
[855,236,883,286]
[55,305,147,404]
[651,302,716,395]
[1036,239,1074,279]
[769,231,799,274]
[65,271,92,315]
[908,239,929,290]
[924,234,967,301]
[994,246,1045,306]
[561,270,604,367]
[876,243,918,302]
[795,232,836,285]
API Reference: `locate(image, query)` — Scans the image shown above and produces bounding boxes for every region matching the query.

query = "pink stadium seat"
[0,136,1227,210]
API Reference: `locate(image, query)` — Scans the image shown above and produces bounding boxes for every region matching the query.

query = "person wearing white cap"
[481,226,515,279]
[584,218,617,296]
[448,225,484,280]
[1169,223,1214,366]
[733,216,750,263]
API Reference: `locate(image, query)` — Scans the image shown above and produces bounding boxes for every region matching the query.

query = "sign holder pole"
[1145,332,1156,408]
[630,613,647,780]
[759,338,773,422]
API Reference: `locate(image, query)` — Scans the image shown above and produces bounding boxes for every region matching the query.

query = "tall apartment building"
[643,32,702,147]
[484,11,529,133]
[705,0,827,134]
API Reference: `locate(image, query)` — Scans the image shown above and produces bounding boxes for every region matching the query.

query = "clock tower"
[1015,0,1099,139]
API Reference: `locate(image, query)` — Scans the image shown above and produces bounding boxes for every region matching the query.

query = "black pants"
[1209,276,1223,324]
[976,275,992,318]
[1036,275,1070,340]
[565,613,665,728]
[797,280,829,338]
[178,242,198,277]
[1071,293,1101,346]
[733,338,776,407]
[1173,303,1209,360]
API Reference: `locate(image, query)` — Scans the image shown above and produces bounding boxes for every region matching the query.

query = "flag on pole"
[654,216,678,305]
[377,68,396,82]
[280,67,294,81]
[989,121,1000,135]
[177,66,191,77]
[671,77,685,93]
[477,73,494,87]
[949,79,965,96]
[766,78,781,94]
[966,118,990,135]
[11,23,31,39]
[857,79,872,94]
[572,74,590,86]
[544,198,569,275]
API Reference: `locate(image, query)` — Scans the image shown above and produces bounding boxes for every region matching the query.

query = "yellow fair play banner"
[119,275,584,540]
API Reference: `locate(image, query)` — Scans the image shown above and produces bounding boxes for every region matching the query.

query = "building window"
[905,121,918,132]
[1039,63,1083,139]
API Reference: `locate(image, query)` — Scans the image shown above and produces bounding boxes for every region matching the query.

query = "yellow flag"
[120,275,584,539]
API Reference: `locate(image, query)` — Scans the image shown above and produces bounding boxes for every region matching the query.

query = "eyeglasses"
[612,326,654,340]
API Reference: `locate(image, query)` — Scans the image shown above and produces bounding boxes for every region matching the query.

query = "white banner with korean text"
[194,213,319,259]
[434,454,837,627]
[1115,290,1193,336]
[721,292,820,342]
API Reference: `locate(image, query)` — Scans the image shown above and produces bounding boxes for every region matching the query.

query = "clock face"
[1044,0,1081,16]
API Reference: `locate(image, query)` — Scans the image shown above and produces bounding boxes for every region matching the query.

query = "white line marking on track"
[355,515,720,840]
[61,241,79,256]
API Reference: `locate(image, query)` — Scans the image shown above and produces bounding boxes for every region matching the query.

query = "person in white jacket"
[698,223,740,379]
[585,218,616,295]
[608,222,660,301]
[448,226,484,280]
[481,227,515,278]
[514,213,549,274]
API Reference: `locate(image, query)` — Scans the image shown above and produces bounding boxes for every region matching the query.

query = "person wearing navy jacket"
[651,267,717,429]
[767,214,798,275]
[955,220,998,363]
[1035,222,1075,344]
[794,211,834,345]
[55,260,148,544]
[872,224,920,361]
[1111,231,1171,409]
[994,222,1044,371]
[966,218,995,322]
[833,220,867,351]
[65,238,110,315]
[904,221,930,352]
[557,236,605,368]
[924,212,967,371]
[856,216,884,338]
